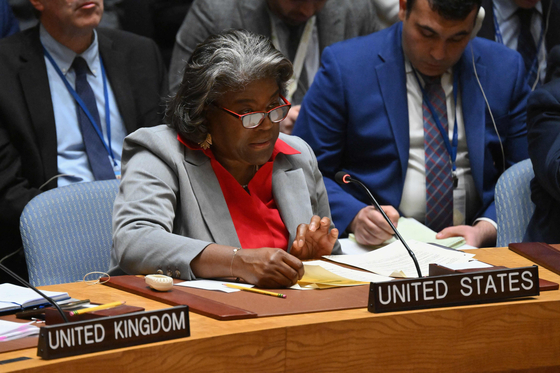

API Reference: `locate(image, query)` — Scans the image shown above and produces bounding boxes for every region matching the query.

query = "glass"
[213,95,292,129]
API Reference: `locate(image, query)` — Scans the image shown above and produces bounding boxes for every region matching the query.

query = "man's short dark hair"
[407,0,482,20]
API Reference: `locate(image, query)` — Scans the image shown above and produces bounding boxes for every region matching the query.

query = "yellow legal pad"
[298,264,369,289]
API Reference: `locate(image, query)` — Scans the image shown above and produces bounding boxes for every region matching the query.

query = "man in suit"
[168,0,380,134]
[0,0,168,283]
[524,45,560,243]
[478,0,560,87]
[293,0,530,248]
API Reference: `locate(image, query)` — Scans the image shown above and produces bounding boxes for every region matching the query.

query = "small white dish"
[145,274,173,291]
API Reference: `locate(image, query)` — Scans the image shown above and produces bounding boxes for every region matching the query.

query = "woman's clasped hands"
[234,215,338,288]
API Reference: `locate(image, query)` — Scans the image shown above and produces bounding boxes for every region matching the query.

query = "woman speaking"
[109,30,340,288]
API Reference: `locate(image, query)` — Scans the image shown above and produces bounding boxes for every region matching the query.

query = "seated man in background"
[0,0,168,283]
[168,0,381,134]
[478,0,560,89]
[294,0,530,248]
[524,45,560,243]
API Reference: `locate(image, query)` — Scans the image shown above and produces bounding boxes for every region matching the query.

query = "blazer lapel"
[459,45,486,194]
[272,154,313,250]
[375,24,410,182]
[182,151,240,248]
[241,0,271,36]
[20,27,58,182]
[316,2,342,53]
[97,31,137,134]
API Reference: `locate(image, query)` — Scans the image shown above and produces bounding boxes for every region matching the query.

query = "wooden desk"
[2,247,560,373]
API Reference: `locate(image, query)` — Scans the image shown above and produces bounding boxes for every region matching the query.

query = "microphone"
[335,171,423,277]
[0,262,69,323]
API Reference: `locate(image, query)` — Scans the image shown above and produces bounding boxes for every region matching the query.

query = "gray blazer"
[168,0,380,96]
[109,125,341,279]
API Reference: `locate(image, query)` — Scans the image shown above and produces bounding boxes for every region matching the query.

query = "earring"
[199,133,212,150]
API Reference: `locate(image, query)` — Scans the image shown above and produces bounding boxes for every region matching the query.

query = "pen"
[69,301,125,316]
[224,283,286,298]
[15,299,91,320]
[61,299,91,310]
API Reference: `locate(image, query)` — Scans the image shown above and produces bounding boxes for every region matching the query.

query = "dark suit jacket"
[478,0,560,80]
[524,46,560,243]
[294,23,530,233]
[0,26,168,280]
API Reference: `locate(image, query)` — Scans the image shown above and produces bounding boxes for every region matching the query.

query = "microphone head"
[335,171,351,184]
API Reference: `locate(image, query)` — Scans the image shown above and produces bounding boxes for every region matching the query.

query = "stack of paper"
[176,280,251,293]
[343,217,467,255]
[387,217,466,248]
[326,239,476,278]
[0,320,40,341]
[296,261,392,289]
[0,283,70,313]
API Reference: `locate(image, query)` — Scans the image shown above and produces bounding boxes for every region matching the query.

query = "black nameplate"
[369,266,539,313]
[37,306,189,360]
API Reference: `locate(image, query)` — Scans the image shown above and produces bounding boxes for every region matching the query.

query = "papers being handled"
[325,239,476,278]
[342,217,467,255]
[0,320,40,341]
[296,261,392,289]
[175,280,251,293]
[176,263,392,292]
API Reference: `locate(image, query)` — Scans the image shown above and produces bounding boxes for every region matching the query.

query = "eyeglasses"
[212,95,292,129]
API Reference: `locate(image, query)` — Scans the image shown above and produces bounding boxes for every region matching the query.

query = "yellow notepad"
[298,265,369,289]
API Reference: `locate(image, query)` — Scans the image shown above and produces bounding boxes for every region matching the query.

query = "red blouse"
[178,135,300,250]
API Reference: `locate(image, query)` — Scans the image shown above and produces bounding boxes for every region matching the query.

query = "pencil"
[224,283,286,298]
[69,301,125,316]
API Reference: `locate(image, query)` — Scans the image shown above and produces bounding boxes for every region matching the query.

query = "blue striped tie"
[422,75,453,232]
[72,57,115,180]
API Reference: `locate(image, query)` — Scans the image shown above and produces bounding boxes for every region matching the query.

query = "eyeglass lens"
[242,106,290,128]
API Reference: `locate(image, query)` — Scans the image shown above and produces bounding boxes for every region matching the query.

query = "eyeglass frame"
[210,94,292,129]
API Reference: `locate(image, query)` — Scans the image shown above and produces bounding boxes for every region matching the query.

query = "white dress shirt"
[41,25,126,186]
[268,11,320,90]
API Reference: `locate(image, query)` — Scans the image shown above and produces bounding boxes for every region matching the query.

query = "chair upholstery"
[19,180,120,286]
[495,159,535,247]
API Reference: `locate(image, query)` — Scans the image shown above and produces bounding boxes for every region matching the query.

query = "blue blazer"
[294,23,530,233]
[524,46,560,243]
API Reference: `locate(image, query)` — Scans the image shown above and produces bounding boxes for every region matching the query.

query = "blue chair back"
[19,180,119,286]
[495,159,535,247]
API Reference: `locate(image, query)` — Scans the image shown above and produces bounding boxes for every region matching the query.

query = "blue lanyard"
[42,47,117,166]
[413,68,459,172]
[492,5,545,85]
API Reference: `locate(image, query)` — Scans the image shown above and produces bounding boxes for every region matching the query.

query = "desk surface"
[2,247,560,373]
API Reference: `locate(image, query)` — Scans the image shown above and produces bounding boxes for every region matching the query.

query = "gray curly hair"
[166,29,293,143]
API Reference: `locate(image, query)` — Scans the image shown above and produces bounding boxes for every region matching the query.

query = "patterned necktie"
[72,57,115,180]
[516,7,538,85]
[422,74,453,232]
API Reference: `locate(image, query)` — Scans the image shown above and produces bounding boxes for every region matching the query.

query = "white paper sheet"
[304,261,393,283]
[325,239,475,278]
[0,320,40,341]
[175,279,254,293]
